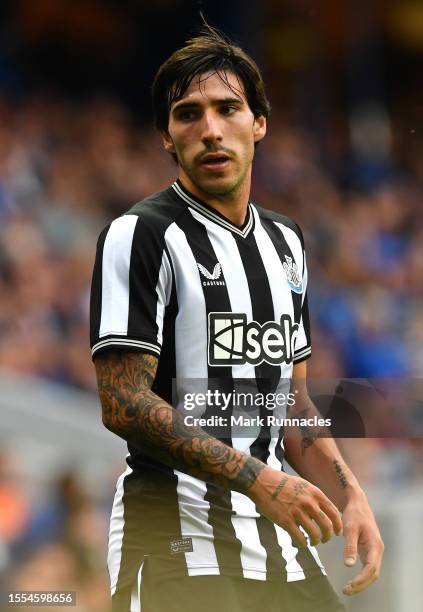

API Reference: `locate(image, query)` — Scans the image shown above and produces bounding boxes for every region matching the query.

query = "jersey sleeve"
[293,249,311,363]
[90,214,172,360]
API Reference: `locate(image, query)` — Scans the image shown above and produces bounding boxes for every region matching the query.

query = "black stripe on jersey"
[235,234,288,580]
[152,273,178,405]
[295,542,324,579]
[127,217,162,347]
[176,210,244,579]
[234,233,281,384]
[275,427,285,466]
[90,226,107,348]
[294,294,311,364]
[259,218,303,328]
[235,234,279,461]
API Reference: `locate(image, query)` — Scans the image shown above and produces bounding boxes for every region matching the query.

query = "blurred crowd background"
[0,1,422,610]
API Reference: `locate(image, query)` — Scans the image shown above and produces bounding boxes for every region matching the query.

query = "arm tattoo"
[288,392,331,455]
[295,408,318,454]
[333,460,348,489]
[271,476,288,501]
[95,350,265,494]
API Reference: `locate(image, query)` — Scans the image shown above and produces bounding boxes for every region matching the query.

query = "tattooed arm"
[94,349,342,548]
[285,360,384,596]
[285,361,363,511]
[94,349,264,493]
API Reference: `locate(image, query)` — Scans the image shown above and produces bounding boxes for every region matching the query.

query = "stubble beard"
[180,153,252,200]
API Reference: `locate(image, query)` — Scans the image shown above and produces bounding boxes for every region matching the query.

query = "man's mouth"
[200,153,231,169]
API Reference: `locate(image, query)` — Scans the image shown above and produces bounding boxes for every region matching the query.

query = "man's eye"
[220,105,237,115]
[178,111,196,121]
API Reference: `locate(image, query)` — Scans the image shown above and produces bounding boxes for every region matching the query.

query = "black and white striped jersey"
[90,180,325,601]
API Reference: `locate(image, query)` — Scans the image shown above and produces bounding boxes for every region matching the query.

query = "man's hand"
[341,494,384,595]
[248,466,343,548]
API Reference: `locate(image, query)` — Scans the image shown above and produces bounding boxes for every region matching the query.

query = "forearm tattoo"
[94,351,265,493]
[288,392,331,455]
[333,459,348,489]
[295,408,318,454]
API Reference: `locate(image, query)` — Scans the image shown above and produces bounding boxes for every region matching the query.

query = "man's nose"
[200,111,223,143]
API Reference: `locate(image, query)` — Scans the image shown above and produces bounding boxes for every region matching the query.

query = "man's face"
[162,71,266,198]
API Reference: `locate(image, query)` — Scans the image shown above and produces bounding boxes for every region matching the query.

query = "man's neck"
[178,173,251,227]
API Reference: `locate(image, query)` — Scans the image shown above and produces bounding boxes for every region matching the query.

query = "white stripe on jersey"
[155,250,173,346]
[231,509,268,578]
[91,338,160,357]
[164,224,221,574]
[274,525,306,581]
[307,543,327,576]
[164,223,208,379]
[130,565,142,612]
[99,215,138,338]
[108,463,133,595]
[174,471,220,576]
[294,346,312,361]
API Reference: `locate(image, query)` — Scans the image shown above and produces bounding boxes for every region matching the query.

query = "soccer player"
[90,27,384,612]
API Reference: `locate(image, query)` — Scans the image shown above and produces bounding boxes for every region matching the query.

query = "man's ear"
[161,131,175,154]
[253,116,266,143]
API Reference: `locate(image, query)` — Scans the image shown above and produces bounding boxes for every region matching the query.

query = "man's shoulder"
[125,185,185,228]
[252,203,305,247]
[97,184,185,244]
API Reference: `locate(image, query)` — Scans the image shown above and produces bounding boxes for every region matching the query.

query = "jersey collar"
[172,180,255,239]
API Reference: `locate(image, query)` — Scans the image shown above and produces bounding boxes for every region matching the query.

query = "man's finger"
[317,495,343,536]
[343,525,358,566]
[308,507,334,543]
[343,562,379,595]
[294,511,322,546]
[343,546,382,595]
[286,523,308,549]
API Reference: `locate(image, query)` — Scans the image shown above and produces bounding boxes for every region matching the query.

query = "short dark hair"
[152,25,271,133]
